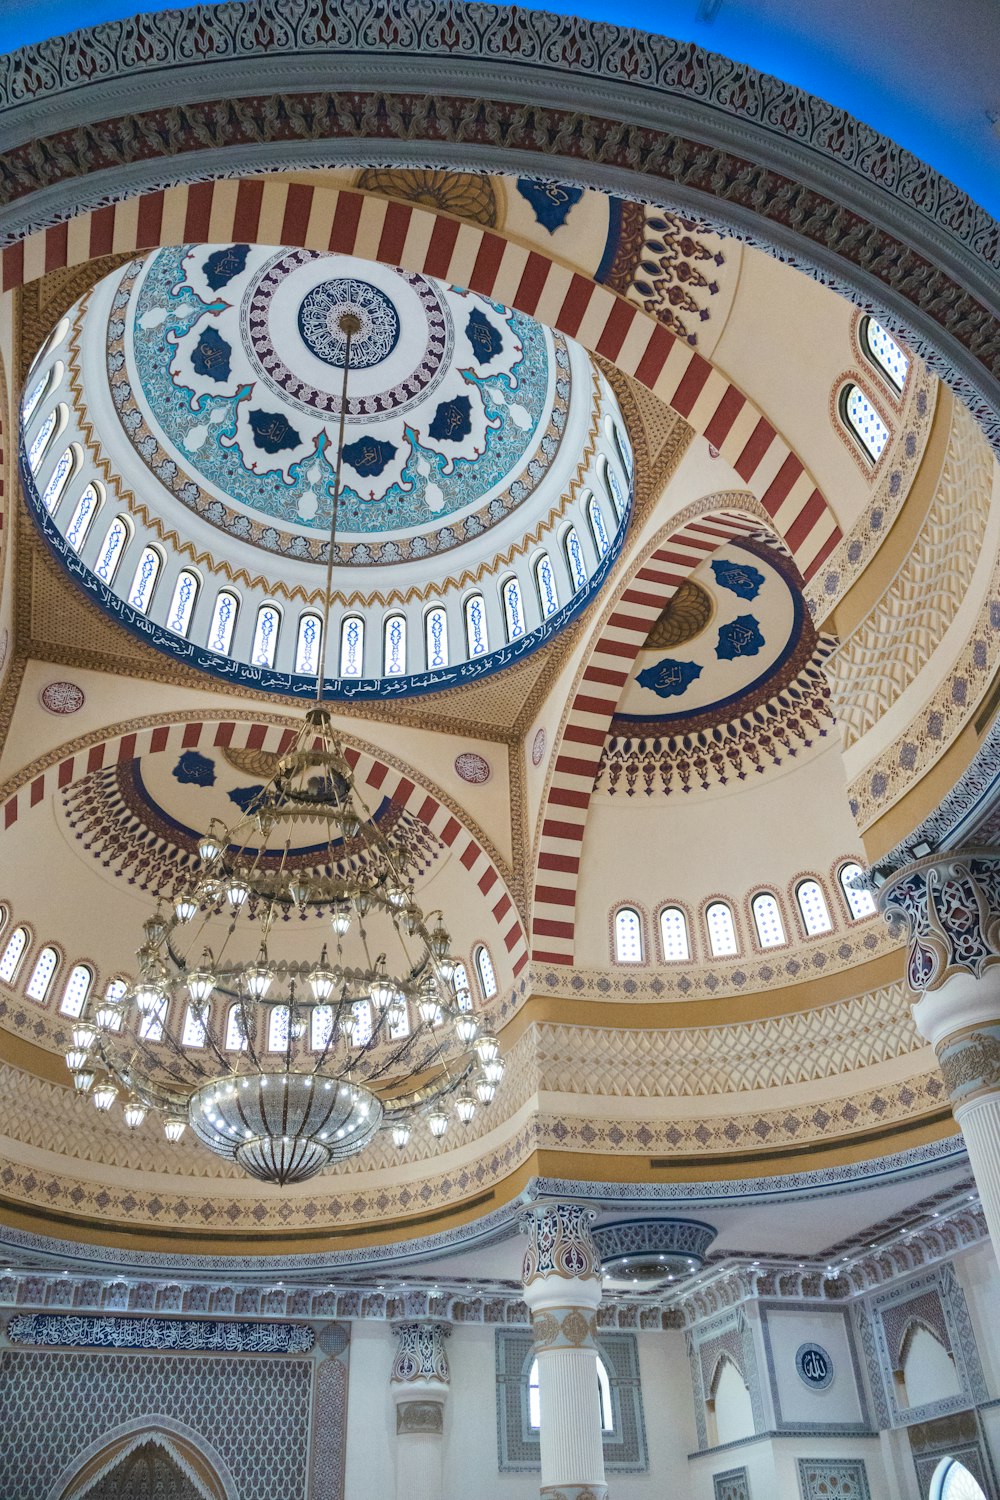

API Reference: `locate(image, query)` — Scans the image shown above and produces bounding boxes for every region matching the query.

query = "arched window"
[564,525,589,593]
[860,316,909,392]
[101,978,127,1031]
[706,902,739,958]
[0,927,28,983]
[208,590,239,655]
[659,906,690,962]
[840,383,889,463]
[534,553,560,619]
[22,363,62,427]
[225,1002,250,1051]
[464,594,489,657]
[167,570,199,637]
[295,612,322,675]
[311,1005,334,1051]
[751,892,786,949]
[94,514,132,585]
[797,879,833,936]
[611,418,634,484]
[25,945,59,1002]
[383,613,407,676]
[138,994,167,1042]
[838,862,877,920]
[181,1004,207,1048]
[931,1458,988,1500]
[252,604,281,668]
[388,1001,410,1040]
[600,454,626,519]
[352,999,373,1045]
[425,606,449,670]
[501,576,526,642]
[340,615,365,677]
[474,944,498,999]
[40,446,77,514]
[453,961,473,1012]
[66,483,102,552]
[59,963,94,1018]
[268,1005,290,1052]
[588,493,611,557]
[28,316,70,377]
[528,1355,613,1432]
[614,908,643,964]
[127,546,162,613]
[27,405,65,474]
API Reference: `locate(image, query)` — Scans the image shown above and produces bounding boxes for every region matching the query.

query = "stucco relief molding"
[522,1203,602,1288]
[530,1305,600,1353]
[879,851,1000,994]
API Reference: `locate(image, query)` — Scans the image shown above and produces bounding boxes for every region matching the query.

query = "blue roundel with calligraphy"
[297,277,401,370]
[795,1342,834,1390]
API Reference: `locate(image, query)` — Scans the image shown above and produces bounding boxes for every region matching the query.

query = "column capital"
[389,1320,450,1405]
[521,1203,602,1311]
[878,850,1000,993]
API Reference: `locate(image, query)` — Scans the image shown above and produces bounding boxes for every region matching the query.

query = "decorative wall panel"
[714,1467,752,1500]
[797,1458,871,1499]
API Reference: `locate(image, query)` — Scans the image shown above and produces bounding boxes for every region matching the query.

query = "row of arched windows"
[0,911,96,1017]
[838,316,909,465]
[612,863,877,965]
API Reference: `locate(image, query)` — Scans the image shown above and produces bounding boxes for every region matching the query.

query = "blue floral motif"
[636,658,703,698]
[711,557,765,600]
[343,435,397,477]
[190,327,232,381]
[716,614,765,660]
[172,750,216,787]
[428,395,472,442]
[228,784,264,813]
[247,408,301,454]
[201,244,250,289]
[466,307,504,362]
[516,178,583,232]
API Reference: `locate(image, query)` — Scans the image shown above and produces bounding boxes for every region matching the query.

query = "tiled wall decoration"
[687,1307,764,1451]
[714,1466,752,1500]
[908,1409,999,1500]
[797,1458,871,1499]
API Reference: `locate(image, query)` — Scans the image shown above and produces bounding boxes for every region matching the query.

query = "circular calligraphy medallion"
[40,680,85,715]
[455,752,491,785]
[297,278,401,370]
[795,1342,834,1390]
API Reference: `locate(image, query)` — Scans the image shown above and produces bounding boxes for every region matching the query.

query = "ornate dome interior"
[0,7,999,1497]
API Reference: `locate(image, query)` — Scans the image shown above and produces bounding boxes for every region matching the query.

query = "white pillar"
[389,1321,450,1500]
[522,1203,608,1500]
[881,853,1000,1265]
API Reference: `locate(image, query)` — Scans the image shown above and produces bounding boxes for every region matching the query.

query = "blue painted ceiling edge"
[1,0,995,218]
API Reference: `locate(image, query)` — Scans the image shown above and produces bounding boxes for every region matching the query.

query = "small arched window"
[564,526,588,593]
[659,906,690,962]
[611,419,634,484]
[383,613,407,676]
[40,446,77,514]
[25,945,59,1003]
[181,1004,207,1048]
[528,1355,613,1432]
[838,862,877,921]
[27,406,65,474]
[534,553,560,619]
[101,978,127,1031]
[167,570,199,638]
[225,1002,250,1051]
[340,615,365,678]
[453,960,473,1012]
[127,546,162,613]
[295,612,322,675]
[252,603,281,668]
[425,606,449,670]
[797,879,833,936]
[501,576,526,642]
[311,1005,334,1051]
[388,1001,410,1040]
[28,317,70,378]
[352,999,373,1045]
[600,454,626,519]
[474,944,498,999]
[268,1005,290,1052]
[464,593,489,657]
[22,363,62,427]
[94,514,132,585]
[931,1458,988,1500]
[860,316,909,392]
[66,483,102,552]
[706,902,739,958]
[751,893,786,949]
[208,590,239,655]
[588,493,611,557]
[0,927,29,983]
[614,907,643,964]
[59,963,94,1018]
[138,994,167,1042]
[840,383,889,463]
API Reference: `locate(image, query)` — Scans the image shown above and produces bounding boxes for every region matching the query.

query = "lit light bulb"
[65,1048,89,1072]
[243,961,272,1000]
[426,1108,449,1139]
[197,830,224,865]
[186,967,216,1005]
[482,1057,504,1085]
[309,962,336,1003]
[123,1099,147,1129]
[289,1012,308,1041]
[330,902,352,938]
[92,1082,118,1112]
[134,980,164,1016]
[417,996,441,1027]
[369,960,395,1010]
[71,1023,97,1051]
[174,895,199,923]
[72,1070,95,1093]
[391,1123,411,1149]
[475,1077,496,1105]
[164,1117,186,1143]
[226,877,251,908]
[94,998,123,1031]
[474,1034,499,1064]
[455,1093,476,1125]
[454,1014,478,1046]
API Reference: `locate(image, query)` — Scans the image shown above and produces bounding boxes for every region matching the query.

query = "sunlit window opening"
[797,879,833,936]
[860,316,909,391]
[751,892,786,949]
[59,964,94,1019]
[167,570,200,638]
[932,1459,988,1500]
[268,1005,290,1052]
[841,383,889,462]
[252,604,281,669]
[295,613,322,675]
[659,906,690,962]
[383,613,407,676]
[534,553,560,618]
[0,927,29,983]
[425,606,449,670]
[614,908,643,963]
[27,407,60,474]
[66,483,102,552]
[464,593,489,657]
[139,995,167,1042]
[564,526,589,593]
[501,576,526,642]
[340,615,365,677]
[25,946,59,1003]
[225,1002,250,1051]
[128,546,162,614]
[474,944,498,999]
[95,515,132,586]
[453,960,473,1012]
[839,862,877,920]
[208,590,239,656]
[706,902,739,958]
[41,447,76,514]
[181,1004,208,1048]
[588,493,611,557]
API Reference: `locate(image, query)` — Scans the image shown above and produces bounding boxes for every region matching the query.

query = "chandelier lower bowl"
[188,1071,384,1185]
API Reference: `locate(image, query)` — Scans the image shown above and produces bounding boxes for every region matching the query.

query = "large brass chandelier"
[61,312,504,1185]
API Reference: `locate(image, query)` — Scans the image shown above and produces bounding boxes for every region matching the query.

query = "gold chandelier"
[61,311,504,1184]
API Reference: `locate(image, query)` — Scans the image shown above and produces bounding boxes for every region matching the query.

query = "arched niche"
[58,1427,231,1500]
[706,1354,755,1449]
[897,1322,963,1410]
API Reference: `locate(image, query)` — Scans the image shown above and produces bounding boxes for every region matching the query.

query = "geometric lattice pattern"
[797,1458,871,1499]
[74,1437,212,1500]
[0,1351,311,1499]
[715,1467,752,1500]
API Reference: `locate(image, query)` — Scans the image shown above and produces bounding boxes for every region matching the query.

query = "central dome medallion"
[21,244,634,699]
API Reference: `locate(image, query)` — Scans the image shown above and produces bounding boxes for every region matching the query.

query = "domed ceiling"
[20,245,633,699]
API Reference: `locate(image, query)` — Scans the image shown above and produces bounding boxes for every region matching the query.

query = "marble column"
[389,1320,450,1500]
[521,1203,608,1500]
[881,852,1000,1260]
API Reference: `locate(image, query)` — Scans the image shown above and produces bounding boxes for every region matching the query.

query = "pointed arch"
[56,1420,234,1500]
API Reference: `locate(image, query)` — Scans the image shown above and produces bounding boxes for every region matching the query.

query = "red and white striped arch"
[532,508,769,965]
[0,717,528,980]
[4,181,840,582]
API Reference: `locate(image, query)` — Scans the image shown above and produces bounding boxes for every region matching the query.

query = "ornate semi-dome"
[20,245,632,698]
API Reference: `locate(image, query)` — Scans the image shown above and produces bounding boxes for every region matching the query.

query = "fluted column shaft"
[881,853,1000,1262]
[522,1203,608,1500]
[390,1321,450,1500]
